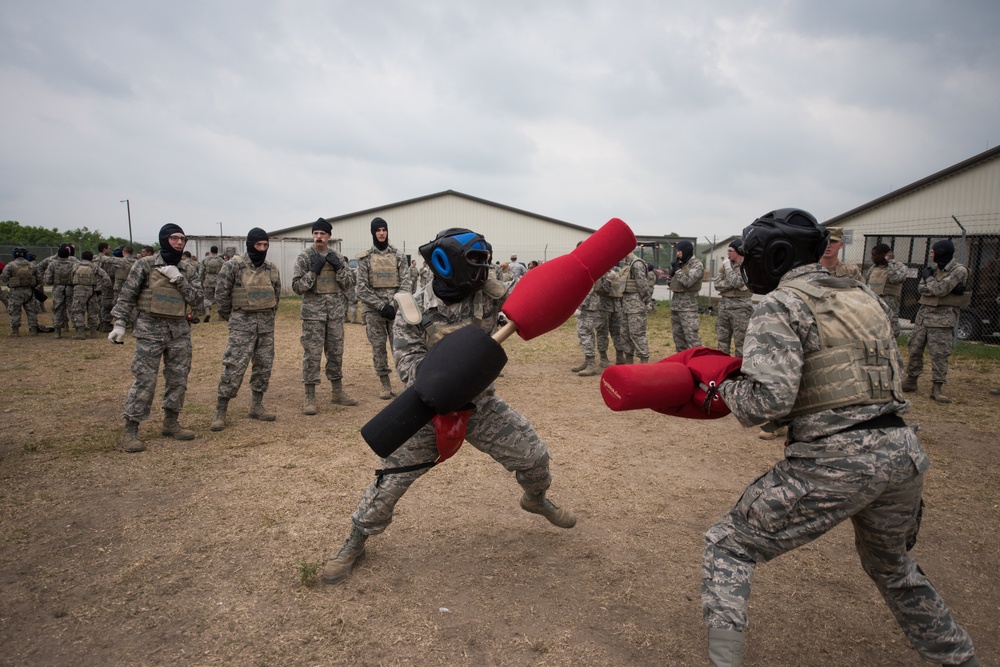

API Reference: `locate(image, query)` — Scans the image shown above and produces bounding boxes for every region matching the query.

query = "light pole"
[119,199,133,245]
[218,221,223,254]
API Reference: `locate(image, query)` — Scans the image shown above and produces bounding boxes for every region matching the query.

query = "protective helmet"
[740,208,827,295]
[419,228,491,299]
[12,246,28,259]
[112,246,124,257]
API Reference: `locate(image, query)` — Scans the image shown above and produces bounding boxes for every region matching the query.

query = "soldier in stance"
[321,228,576,586]
[702,209,978,667]
[200,246,225,322]
[669,240,704,351]
[620,250,652,363]
[356,217,411,399]
[1,247,40,336]
[70,250,112,339]
[43,244,78,339]
[108,224,204,453]
[902,239,969,403]
[713,239,752,357]
[292,218,358,414]
[864,243,908,338]
[209,228,281,431]
[570,252,615,375]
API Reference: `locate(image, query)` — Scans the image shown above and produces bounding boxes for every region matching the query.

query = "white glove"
[108,325,126,344]
[157,265,182,283]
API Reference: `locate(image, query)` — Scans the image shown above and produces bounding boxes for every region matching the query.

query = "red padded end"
[600,363,694,411]
[502,253,592,341]
[571,217,637,280]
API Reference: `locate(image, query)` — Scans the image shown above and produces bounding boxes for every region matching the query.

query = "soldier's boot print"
[577,357,599,377]
[599,351,612,368]
[707,628,745,667]
[901,375,918,393]
[378,374,395,401]
[321,526,368,585]
[120,419,146,453]
[54,327,62,339]
[519,492,577,529]
[303,384,319,416]
[161,409,196,441]
[330,380,359,407]
[249,391,277,420]
[73,327,87,340]
[210,397,230,432]
[615,350,626,365]
[570,357,588,373]
[931,382,952,404]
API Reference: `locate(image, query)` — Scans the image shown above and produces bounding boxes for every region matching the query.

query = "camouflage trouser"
[715,300,752,357]
[123,332,193,422]
[51,285,73,330]
[100,289,115,330]
[671,308,702,352]
[113,286,136,328]
[351,394,552,535]
[346,296,359,323]
[702,427,975,665]
[71,286,100,330]
[202,279,217,317]
[882,294,901,339]
[607,307,624,354]
[301,317,346,385]
[905,325,953,384]
[576,309,610,358]
[621,311,649,358]
[218,325,275,398]
[6,287,38,330]
[364,311,394,377]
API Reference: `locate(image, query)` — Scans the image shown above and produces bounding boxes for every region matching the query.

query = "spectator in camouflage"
[669,240,704,351]
[70,250,112,339]
[713,240,753,357]
[200,246,225,322]
[1,247,40,335]
[820,227,863,280]
[864,243,908,338]
[93,242,120,333]
[620,252,652,362]
[43,244,79,338]
[702,209,978,667]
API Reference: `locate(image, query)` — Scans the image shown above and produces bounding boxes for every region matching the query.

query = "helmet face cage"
[12,247,28,259]
[420,229,491,291]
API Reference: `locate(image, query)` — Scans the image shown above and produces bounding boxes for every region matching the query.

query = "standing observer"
[713,239,752,357]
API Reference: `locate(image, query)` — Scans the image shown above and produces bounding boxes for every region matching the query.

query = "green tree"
[0,220,130,252]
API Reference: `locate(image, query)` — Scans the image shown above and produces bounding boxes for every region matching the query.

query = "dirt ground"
[0,301,997,667]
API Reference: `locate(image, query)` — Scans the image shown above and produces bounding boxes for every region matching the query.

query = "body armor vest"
[136,259,190,319]
[229,257,278,311]
[781,277,903,417]
[115,256,136,283]
[50,259,76,286]
[866,265,902,298]
[918,267,972,307]
[313,254,342,294]
[670,264,704,294]
[623,260,648,293]
[73,263,99,286]
[7,260,36,287]
[605,269,626,297]
[367,251,400,289]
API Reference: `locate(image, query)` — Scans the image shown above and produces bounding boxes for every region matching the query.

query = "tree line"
[0,220,133,251]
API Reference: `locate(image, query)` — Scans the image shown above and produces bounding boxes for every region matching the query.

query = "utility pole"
[119,199,133,245]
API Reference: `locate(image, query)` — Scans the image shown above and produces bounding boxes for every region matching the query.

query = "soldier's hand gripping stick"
[361,217,637,458]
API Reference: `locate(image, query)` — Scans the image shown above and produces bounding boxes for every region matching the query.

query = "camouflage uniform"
[215,255,281,400]
[713,258,753,357]
[708,264,976,666]
[112,255,203,423]
[112,254,139,327]
[905,258,969,387]
[70,259,112,335]
[349,281,557,535]
[828,260,863,281]
[356,245,411,378]
[670,257,704,351]
[199,253,226,319]
[43,254,79,333]
[345,266,360,324]
[93,251,120,332]
[865,259,908,338]
[1,258,40,333]
[575,274,611,359]
[620,255,651,361]
[292,246,355,385]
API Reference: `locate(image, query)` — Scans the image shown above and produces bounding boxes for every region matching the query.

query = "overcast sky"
[2,1,998,244]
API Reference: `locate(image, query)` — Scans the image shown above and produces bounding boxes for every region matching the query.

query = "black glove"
[326,253,344,271]
[379,303,396,320]
[921,266,935,280]
[309,253,326,274]
[669,260,681,277]
[952,282,966,296]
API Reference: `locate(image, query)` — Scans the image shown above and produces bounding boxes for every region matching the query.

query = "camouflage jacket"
[864,259,908,288]
[93,253,120,289]
[827,260,863,281]
[915,258,969,328]
[714,259,750,297]
[1,258,37,289]
[44,256,79,286]
[111,254,203,335]
[72,259,112,292]
[215,255,281,330]
[356,245,412,314]
[291,246,354,320]
[717,264,914,455]
[670,258,703,312]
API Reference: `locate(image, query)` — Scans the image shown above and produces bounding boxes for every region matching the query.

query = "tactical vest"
[781,277,902,417]
[136,259,190,319]
[670,263,704,294]
[604,268,626,297]
[7,260,36,287]
[918,266,972,307]
[718,265,750,298]
[51,259,76,286]
[115,256,136,282]
[229,256,278,311]
[623,260,649,293]
[421,287,500,348]
[73,263,99,286]
[866,265,902,298]
[366,251,400,289]
[313,253,343,294]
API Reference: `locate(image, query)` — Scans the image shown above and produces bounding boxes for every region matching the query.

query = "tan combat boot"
[931,383,952,404]
[639,356,649,363]
[331,380,359,406]
[10,327,19,337]
[578,356,599,377]
[599,351,612,368]
[120,419,146,453]
[54,327,62,339]
[570,357,588,373]
[73,327,87,340]
[615,350,626,365]
[248,390,277,420]
[707,628,745,667]
[303,384,318,415]
[378,375,395,400]
[29,325,39,336]
[161,409,196,440]
[210,397,230,431]
[901,375,918,393]
[624,353,634,364]
[321,526,368,585]
[520,492,577,528]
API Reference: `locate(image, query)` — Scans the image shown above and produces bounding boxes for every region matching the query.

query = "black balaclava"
[371,217,389,251]
[158,223,185,266]
[729,239,744,256]
[932,239,954,269]
[246,228,269,267]
[676,240,694,265]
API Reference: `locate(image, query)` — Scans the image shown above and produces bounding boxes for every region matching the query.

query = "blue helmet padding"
[451,232,486,252]
[431,247,453,277]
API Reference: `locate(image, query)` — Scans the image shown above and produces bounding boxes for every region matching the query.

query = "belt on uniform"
[840,413,907,434]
